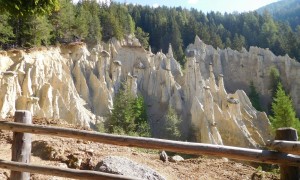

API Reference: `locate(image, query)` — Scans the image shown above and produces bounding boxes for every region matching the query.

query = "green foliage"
[0,0,58,47]
[248,81,262,111]
[135,27,149,49]
[0,0,60,17]
[257,0,300,29]
[0,12,14,47]
[49,0,76,43]
[269,66,280,97]
[100,9,122,41]
[107,82,150,137]
[232,33,245,51]
[74,0,102,43]
[162,106,182,140]
[2,0,300,65]
[269,83,300,133]
[74,4,89,40]
[20,15,53,46]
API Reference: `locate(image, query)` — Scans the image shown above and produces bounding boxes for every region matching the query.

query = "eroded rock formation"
[2,35,296,148]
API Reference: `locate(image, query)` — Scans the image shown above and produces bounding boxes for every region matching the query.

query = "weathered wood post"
[11,110,32,180]
[275,127,299,180]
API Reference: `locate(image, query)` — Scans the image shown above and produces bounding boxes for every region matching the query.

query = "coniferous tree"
[21,15,53,46]
[269,66,280,97]
[49,0,76,43]
[248,81,262,111]
[135,27,149,49]
[162,106,182,140]
[74,3,89,41]
[0,12,14,48]
[0,0,59,46]
[269,83,300,133]
[100,9,122,41]
[80,0,102,44]
[107,82,150,136]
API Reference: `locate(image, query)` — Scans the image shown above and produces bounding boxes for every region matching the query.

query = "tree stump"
[275,127,299,180]
[11,110,32,180]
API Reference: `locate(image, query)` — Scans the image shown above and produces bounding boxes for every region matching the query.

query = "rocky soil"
[0,117,279,180]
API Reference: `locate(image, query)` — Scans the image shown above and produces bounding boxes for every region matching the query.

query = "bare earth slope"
[0,117,278,180]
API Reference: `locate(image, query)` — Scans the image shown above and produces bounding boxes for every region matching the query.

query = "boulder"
[169,155,184,162]
[95,156,165,180]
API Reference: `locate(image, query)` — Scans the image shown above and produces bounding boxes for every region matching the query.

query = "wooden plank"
[1,121,300,166]
[275,128,300,180]
[11,110,32,180]
[267,140,300,155]
[0,159,137,180]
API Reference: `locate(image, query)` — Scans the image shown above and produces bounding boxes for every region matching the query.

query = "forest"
[0,0,300,66]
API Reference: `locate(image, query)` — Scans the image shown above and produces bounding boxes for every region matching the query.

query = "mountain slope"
[257,0,300,29]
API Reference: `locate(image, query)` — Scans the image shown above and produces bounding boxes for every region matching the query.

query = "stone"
[95,156,165,180]
[227,97,240,104]
[57,163,68,168]
[66,154,82,169]
[169,155,184,162]
[159,151,168,162]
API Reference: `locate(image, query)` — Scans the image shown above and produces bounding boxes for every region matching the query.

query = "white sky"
[115,0,279,13]
[72,0,279,13]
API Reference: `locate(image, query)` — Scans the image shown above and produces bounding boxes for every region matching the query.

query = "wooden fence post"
[275,127,300,180]
[11,110,32,180]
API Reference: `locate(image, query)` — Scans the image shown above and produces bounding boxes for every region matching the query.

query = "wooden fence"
[0,110,300,180]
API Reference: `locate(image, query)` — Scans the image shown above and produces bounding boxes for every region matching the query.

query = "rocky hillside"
[2,36,299,148]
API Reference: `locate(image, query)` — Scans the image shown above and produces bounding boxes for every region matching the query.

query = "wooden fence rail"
[0,159,136,180]
[1,111,300,180]
[268,140,300,155]
[1,120,300,166]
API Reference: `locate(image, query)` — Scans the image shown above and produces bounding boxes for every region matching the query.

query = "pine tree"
[74,3,89,41]
[21,15,53,46]
[269,83,300,133]
[162,106,182,140]
[269,66,280,98]
[107,82,150,136]
[248,81,262,111]
[49,0,76,43]
[0,0,59,46]
[135,27,149,49]
[0,12,14,48]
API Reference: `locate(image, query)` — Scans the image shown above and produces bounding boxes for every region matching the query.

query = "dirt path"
[0,117,279,180]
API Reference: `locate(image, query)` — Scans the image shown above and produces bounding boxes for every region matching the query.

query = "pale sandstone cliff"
[1,35,292,148]
[188,36,300,116]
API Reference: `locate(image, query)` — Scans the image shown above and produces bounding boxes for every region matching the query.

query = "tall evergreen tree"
[162,106,182,140]
[0,0,59,46]
[135,27,149,49]
[248,81,262,111]
[21,15,53,46]
[269,66,280,97]
[107,82,150,136]
[49,0,76,43]
[269,83,300,133]
[0,12,14,48]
